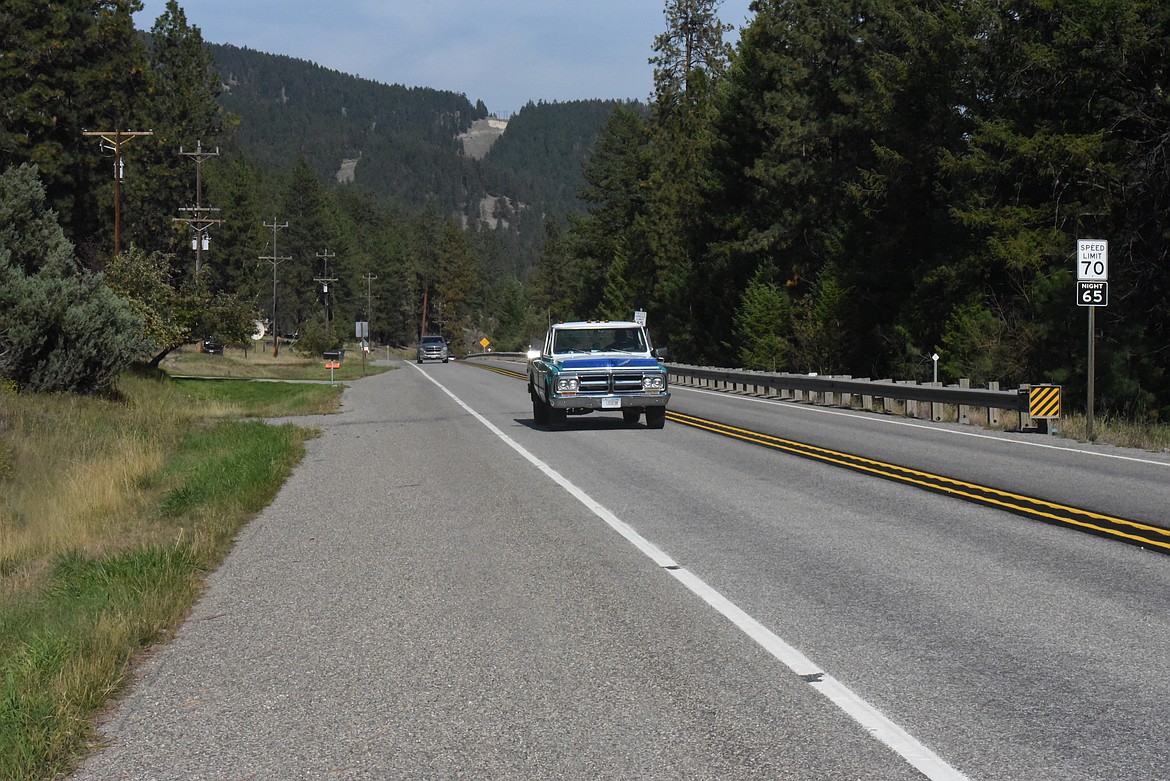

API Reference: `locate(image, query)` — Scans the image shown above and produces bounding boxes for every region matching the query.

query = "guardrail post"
[988,381,1001,426]
[897,381,915,417]
[930,382,944,421]
[959,379,971,424]
[1019,384,1033,431]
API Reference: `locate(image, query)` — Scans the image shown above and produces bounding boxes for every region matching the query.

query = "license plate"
[601,397,621,409]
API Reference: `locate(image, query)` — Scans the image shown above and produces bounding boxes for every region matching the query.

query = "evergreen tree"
[124,0,226,259]
[598,241,637,321]
[734,261,792,371]
[529,220,577,323]
[0,0,151,251]
[278,158,341,335]
[205,152,267,301]
[790,264,848,375]
[707,0,891,370]
[436,220,479,351]
[569,106,653,319]
[650,0,734,101]
[485,276,534,352]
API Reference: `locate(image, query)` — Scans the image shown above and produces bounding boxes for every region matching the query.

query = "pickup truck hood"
[553,356,661,370]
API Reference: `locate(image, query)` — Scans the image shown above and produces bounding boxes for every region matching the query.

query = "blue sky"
[133,0,756,117]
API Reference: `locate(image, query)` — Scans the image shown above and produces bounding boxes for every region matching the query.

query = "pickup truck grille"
[576,371,649,394]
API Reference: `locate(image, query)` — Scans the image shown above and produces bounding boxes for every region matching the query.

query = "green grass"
[0,373,331,780]
[171,377,343,417]
[162,343,391,382]
[0,547,204,780]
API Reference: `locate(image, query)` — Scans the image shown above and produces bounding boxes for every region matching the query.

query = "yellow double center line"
[667,410,1170,553]
[465,360,1170,553]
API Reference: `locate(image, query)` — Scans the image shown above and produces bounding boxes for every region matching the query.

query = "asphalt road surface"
[72,359,1170,780]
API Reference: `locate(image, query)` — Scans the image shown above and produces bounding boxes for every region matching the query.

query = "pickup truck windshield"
[552,327,646,354]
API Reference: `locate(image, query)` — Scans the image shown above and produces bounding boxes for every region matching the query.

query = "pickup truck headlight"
[642,375,665,391]
[555,376,579,393]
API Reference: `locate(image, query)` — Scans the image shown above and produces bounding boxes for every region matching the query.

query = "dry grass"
[0,371,328,780]
[1,390,174,566]
[1059,414,1170,452]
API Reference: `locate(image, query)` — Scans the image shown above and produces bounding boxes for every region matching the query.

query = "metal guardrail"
[462,353,1041,429]
[664,363,1033,427]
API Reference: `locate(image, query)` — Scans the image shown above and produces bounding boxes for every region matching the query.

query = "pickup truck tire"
[622,409,641,425]
[548,407,567,430]
[531,384,550,425]
[645,407,666,429]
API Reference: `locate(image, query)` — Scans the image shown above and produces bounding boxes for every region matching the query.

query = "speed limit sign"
[1077,239,1108,280]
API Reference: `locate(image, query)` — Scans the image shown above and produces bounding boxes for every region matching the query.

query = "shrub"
[0,165,145,395]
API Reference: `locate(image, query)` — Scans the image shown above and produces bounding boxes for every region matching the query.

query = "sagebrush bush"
[0,165,146,396]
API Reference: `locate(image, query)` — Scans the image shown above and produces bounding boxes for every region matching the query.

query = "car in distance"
[527,320,669,429]
[201,339,224,355]
[417,334,449,363]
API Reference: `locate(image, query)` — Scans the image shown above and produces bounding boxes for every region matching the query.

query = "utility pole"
[83,129,153,256]
[173,140,221,278]
[364,272,377,330]
[315,249,337,338]
[419,283,429,339]
[362,272,377,376]
[260,219,290,357]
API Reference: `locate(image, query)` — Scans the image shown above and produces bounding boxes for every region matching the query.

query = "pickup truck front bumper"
[547,392,670,410]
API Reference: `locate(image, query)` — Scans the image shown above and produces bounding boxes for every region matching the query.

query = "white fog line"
[411,364,970,781]
[669,568,970,781]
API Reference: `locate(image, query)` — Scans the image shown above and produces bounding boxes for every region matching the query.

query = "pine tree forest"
[568,0,1170,419]
[3,0,1170,420]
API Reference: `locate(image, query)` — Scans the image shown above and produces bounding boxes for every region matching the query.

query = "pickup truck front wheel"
[645,407,667,429]
[531,384,550,425]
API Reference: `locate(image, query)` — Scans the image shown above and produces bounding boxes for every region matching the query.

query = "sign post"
[1077,239,1108,440]
[356,321,368,376]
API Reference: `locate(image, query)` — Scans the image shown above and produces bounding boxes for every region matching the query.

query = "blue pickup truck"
[527,320,670,429]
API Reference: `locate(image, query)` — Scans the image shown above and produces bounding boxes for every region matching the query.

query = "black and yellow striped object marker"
[1029,385,1061,419]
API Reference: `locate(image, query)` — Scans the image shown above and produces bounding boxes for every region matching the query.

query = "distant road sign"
[1077,281,1108,307]
[1077,239,1108,280]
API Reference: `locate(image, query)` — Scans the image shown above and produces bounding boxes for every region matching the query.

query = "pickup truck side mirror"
[653,347,668,359]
